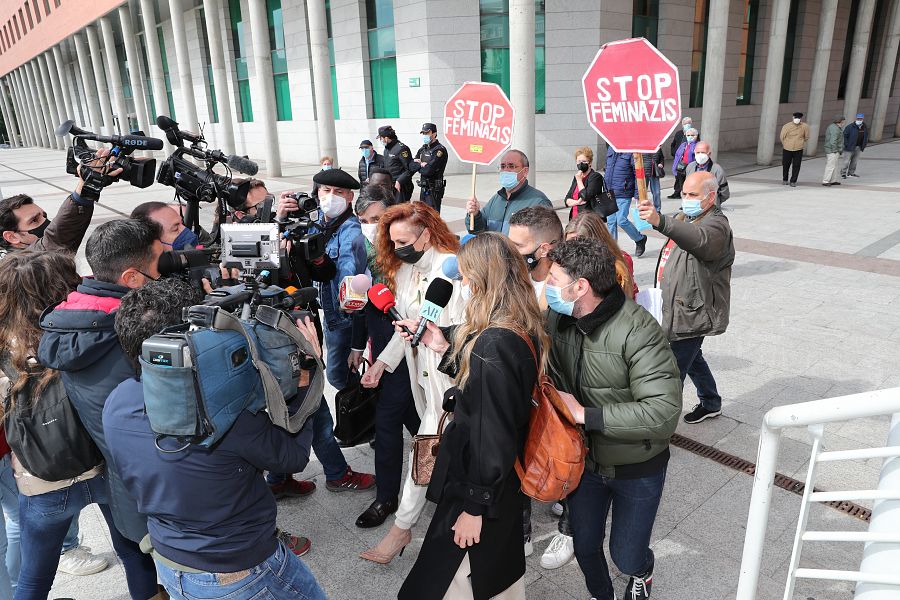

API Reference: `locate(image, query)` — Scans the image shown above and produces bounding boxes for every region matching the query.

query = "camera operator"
[102,278,327,600]
[0,148,122,259]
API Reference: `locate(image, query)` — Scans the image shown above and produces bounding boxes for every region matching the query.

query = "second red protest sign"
[581,38,681,154]
[443,82,515,166]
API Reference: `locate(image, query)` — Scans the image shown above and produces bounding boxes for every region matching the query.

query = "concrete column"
[755,0,793,165]
[38,54,65,149]
[45,51,70,129]
[100,16,130,135]
[17,68,41,146]
[871,0,900,141]
[169,0,199,133]
[247,0,282,176]
[509,0,536,184]
[139,0,174,151]
[73,31,104,136]
[24,62,52,147]
[699,0,731,153]
[843,0,877,124]
[202,0,235,153]
[85,25,115,135]
[52,46,76,126]
[804,0,839,156]
[11,70,36,146]
[6,76,28,146]
[0,79,21,147]
[307,0,338,164]
[119,5,152,134]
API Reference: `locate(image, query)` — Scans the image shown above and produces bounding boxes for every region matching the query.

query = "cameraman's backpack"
[514,335,588,502]
[140,305,324,451]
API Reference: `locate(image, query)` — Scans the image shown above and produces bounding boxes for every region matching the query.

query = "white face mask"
[855,120,863,126]
[695,152,710,165]
[360,222,377,244]
[461,284,472,301]
[793,118,801,125]
[320,193,346,219]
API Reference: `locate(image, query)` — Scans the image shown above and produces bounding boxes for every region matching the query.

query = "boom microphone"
[280,286,319,310]
[226,154,259,176]
[58,118,165,150]
[367,284,414,337]
[410,278,454,348]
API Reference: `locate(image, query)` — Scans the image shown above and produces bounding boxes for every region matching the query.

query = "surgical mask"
[499,170,520,190]
[577,162,590,173]
[422,135,432,145]
[683,124,692,132]
[320,193,347,219]
[164,227,200,251]
[360,223,377,244]
[694,152,710,165]
[361,148,372,159]
[682,199,704,218]
[321,164,332,171]
[545,281,577,316]
[395,242,425,264]
[461,284,472,301]
[25,218,50,238]
[855,120,863,126]
[686,135,696,142]
[792,118,801,125]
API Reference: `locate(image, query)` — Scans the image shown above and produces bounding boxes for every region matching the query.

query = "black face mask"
[577,162,590,173]
[523,250,540,271]
[23,216,50,238]
[395,243,425,265]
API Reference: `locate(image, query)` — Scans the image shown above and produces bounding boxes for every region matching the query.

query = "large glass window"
[267,0,292,120]
[228,0,253,122]
[632,0,659,47]
[197,8,218,123]
[689,0,710,108]
[326,0,339,119]
[158,28,176,119]
[479,0,545,114]
[838,0,860,99]
[365,0,398,118]
[736,0,759,105]
[779,0,799,103]
[862,0,890,98]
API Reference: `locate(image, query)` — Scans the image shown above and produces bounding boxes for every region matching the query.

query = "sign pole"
[634,152,649,205]
[469,163,477,230]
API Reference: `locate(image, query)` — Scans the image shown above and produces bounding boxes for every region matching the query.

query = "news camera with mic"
[411,278,454,347]
[56,120,161,197]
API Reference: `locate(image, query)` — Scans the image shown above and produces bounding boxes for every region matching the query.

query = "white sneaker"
[551,502,564,517]
[540,533,574,569]
[57,545,109,576]
[524,538,534,557]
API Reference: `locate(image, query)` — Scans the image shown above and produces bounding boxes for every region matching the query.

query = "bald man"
[639,172,734,425]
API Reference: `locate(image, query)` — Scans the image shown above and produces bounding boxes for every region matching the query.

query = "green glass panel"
[480,47,510,96]
[536,46,545,114]
[325,0,334,38]
[147,87,157,121]
[535,13,545,47]
[274,73,292,121]
[328,38,335,66]
[366,0,394,30]
[862,0,891,98]
[737,0,759,105]
[207,65,219,122]
[330,65,340,120]
[157,28,170,74]
[838,0,860,99]
[238,79,253,122]
[167,91,176,120]
[367,27,396,59]
[271,48,288,74]
[479,0,508,15]
[228,0,247,60]
[370,57,398,118]
[480,15,509,47]
[267,0,285,50]
[779,0,797,103]
[235,57,249,80]
[689,0,710,108]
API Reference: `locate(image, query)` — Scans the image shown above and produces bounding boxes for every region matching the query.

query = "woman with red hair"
[359,202,465,564]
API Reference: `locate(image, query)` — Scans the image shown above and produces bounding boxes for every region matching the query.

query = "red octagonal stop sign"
[443,82,515,166]
[582,38,681,153]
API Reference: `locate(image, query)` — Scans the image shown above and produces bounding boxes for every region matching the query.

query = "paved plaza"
[1,139,899,600]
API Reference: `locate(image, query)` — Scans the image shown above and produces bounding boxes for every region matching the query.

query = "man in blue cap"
[842,113,868,179]
[358,139,385,186]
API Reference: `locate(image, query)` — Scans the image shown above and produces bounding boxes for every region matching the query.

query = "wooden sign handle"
[469,163,477,230]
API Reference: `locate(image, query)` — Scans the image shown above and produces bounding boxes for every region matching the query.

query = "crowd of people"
[0,116,742,600]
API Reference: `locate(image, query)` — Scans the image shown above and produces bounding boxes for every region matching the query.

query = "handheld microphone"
[339,274,372,311]
[281,286,319,310]
[411,278,454,347]
[441,256,461,281]
[367,284,414,337]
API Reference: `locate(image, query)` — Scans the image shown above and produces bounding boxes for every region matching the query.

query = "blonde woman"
[359,202,464,564]
[564,146,605,221]
[396,233,545,600]
[565,211,637,299]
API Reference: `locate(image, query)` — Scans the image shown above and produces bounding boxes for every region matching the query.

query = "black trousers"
[673,170,686,196]
[419,186,445,214]
[782,149,803,183]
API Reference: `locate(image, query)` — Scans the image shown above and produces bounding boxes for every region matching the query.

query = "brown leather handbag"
[411,411,450,486]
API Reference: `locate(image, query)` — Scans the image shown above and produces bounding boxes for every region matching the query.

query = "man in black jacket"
[377,125,414,202]
[411,123,449,213]
[358,139,385,186]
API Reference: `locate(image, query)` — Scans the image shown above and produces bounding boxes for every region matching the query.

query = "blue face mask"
[321,164,332,171]
[545,281,577,316]
[682,199,704,218]
[422,135,432,145]
[164,227,200,251]
[683,124,692,132]
[499,170,520,190]
[362,148,372,159]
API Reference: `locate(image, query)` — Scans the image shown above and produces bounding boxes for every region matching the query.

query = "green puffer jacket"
[546,287,683,478]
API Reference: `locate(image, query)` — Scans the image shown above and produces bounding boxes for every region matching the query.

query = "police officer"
[377,125,414,202]
[411,123,449,213]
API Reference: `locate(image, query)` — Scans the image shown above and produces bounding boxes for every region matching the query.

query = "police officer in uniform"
[411,123,449,213]
[377,125,414,202]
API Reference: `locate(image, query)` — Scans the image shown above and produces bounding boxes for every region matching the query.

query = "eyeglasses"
[498,164,523,171]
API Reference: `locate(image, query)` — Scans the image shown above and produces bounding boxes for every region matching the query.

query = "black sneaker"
[782,180,789,185]
[666,193,680,199]
[849,173,860,177]
[625,570,652,599]
[634,236,648,258]
[683,404,721,424]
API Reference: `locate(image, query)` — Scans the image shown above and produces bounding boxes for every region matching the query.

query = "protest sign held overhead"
[443,82,515,166]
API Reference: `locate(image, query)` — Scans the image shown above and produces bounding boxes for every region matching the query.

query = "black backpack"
[1,357,103,481]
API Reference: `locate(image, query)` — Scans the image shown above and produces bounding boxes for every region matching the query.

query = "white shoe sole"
[540,554,574,569]
[57,560,109,576]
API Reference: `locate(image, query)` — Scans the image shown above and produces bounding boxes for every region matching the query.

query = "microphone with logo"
[339,274,372,311]
[367,284,415,337]
[410,278,454,348]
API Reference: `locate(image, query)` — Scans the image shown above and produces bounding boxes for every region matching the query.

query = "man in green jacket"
[822,115,845,186]
[465,149,552,235]
[546,238,682,600]
[638,172,735,425]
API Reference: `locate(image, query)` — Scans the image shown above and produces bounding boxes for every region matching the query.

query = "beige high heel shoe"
[359,525,412,565]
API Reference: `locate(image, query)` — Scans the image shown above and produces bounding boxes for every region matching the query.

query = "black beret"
[793,112,803,118]
[312,168,360,190]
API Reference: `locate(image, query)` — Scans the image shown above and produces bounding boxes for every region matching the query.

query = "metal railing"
[735,388,900,600]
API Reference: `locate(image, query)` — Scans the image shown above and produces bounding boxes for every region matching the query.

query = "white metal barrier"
[735,388,900,600]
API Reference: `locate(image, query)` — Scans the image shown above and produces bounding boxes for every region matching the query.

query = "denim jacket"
[316,212,366,332]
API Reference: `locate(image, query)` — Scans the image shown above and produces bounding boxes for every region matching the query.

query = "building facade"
[0,0,898,175]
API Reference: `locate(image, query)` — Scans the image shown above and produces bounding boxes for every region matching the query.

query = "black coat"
[564,169,605,221]
[358,152,386,186]
[399,328,538,600]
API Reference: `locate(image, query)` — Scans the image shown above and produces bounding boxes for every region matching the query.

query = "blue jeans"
[267,397,348,484]
[607,197,644,242]
[156,539,326,600]
[567,468,667,600]
[14,475,158,600]
[670,336,722,412]
[323,324,353,390]
[648,178,661,212]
